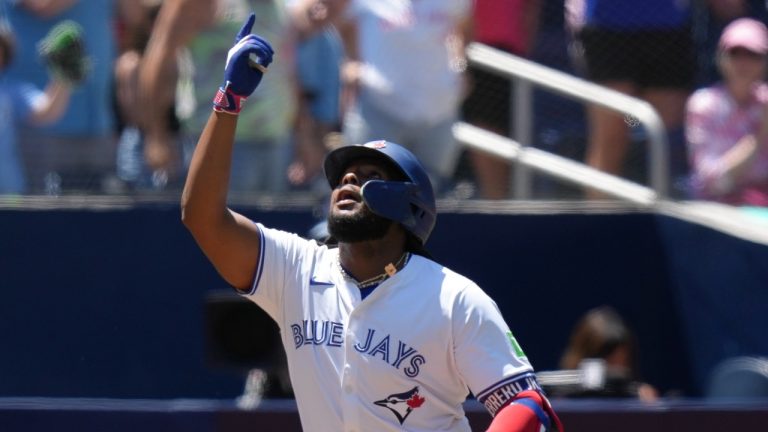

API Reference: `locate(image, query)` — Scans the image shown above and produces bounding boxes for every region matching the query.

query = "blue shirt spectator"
[4,0,118,193]
[0,78,39,193]
[5,1,114,136]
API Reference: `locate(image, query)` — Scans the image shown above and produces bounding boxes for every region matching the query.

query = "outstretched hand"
[214,13,275,114]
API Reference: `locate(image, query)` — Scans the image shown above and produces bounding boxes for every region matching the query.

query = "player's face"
[327,160,394,242]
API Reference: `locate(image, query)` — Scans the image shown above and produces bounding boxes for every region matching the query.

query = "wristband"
[486,390,562,432]
[212,82,247,115]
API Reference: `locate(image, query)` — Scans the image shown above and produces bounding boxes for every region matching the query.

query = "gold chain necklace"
[337,252,411,289]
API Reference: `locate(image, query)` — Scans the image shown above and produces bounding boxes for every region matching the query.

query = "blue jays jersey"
[243,224,538,431]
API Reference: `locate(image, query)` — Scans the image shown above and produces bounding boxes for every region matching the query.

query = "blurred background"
[1,0,768,431]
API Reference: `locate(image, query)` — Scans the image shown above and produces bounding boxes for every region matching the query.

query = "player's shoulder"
[409,256,505,324]
[409,254,480,293]
[257,223,330,255]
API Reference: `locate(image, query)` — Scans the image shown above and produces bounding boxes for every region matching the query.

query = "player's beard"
[327,205,393,243]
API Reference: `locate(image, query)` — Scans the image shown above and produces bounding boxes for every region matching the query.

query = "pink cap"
[719,18,768,54]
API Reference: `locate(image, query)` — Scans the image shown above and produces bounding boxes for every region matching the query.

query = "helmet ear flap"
[362,180,415,223]
[362,180,433,243]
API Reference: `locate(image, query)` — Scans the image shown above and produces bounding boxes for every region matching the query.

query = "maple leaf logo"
[407,393,425,409]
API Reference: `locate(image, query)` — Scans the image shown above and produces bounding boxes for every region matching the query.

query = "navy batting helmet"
[323,140,436,245]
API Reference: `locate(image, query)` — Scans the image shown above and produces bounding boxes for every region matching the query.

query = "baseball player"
[181,14,563,432]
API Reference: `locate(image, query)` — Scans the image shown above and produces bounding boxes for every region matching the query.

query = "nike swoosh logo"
[309,277,335,287]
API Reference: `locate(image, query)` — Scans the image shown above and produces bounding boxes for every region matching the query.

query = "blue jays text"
[291,320,426,377]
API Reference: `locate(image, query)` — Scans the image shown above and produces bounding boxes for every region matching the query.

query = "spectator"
[287,24,343,191]
[0,23,73,194]
[565,0,695,199]
[691,0,768,87]
[560,305,659,402]
[686,18,768,206]
[138,0,298,195]
[461,0,542,200]
[5,0,122,194]
[291,0,473,194]
[113,0,189,192]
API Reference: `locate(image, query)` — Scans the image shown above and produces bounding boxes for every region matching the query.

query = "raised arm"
[138,0,214,175]
[31,19,88,125]
[180,14,274,290]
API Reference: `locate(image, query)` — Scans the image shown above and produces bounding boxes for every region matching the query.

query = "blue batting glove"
[213,13,274,114]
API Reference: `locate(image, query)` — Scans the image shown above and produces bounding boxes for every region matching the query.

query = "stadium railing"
[455,43,670,204]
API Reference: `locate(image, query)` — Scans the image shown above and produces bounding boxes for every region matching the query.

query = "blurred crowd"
[0,0,767,207]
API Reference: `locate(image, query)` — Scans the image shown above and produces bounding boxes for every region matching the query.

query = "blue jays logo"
[374,386,425,425]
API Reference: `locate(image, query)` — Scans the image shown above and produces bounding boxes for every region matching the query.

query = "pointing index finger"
[235,13,256,43]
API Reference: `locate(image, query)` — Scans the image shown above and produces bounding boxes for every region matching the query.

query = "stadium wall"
[1,204,766,399]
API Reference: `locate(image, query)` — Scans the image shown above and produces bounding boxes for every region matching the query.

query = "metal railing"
[456,43,670,203]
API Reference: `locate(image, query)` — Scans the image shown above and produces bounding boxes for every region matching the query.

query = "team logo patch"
[365,140,387,149]
[374,386,425,425]
[506,331,527,358]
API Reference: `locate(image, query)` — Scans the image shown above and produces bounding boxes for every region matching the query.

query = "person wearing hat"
[181,14,563,432]
[685,17,768,206]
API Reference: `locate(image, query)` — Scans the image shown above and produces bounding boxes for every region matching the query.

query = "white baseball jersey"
[242,224,539,432]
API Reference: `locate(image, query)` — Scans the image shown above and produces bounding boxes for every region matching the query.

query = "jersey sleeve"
[452,283,540,417]
[240,223,318,324]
